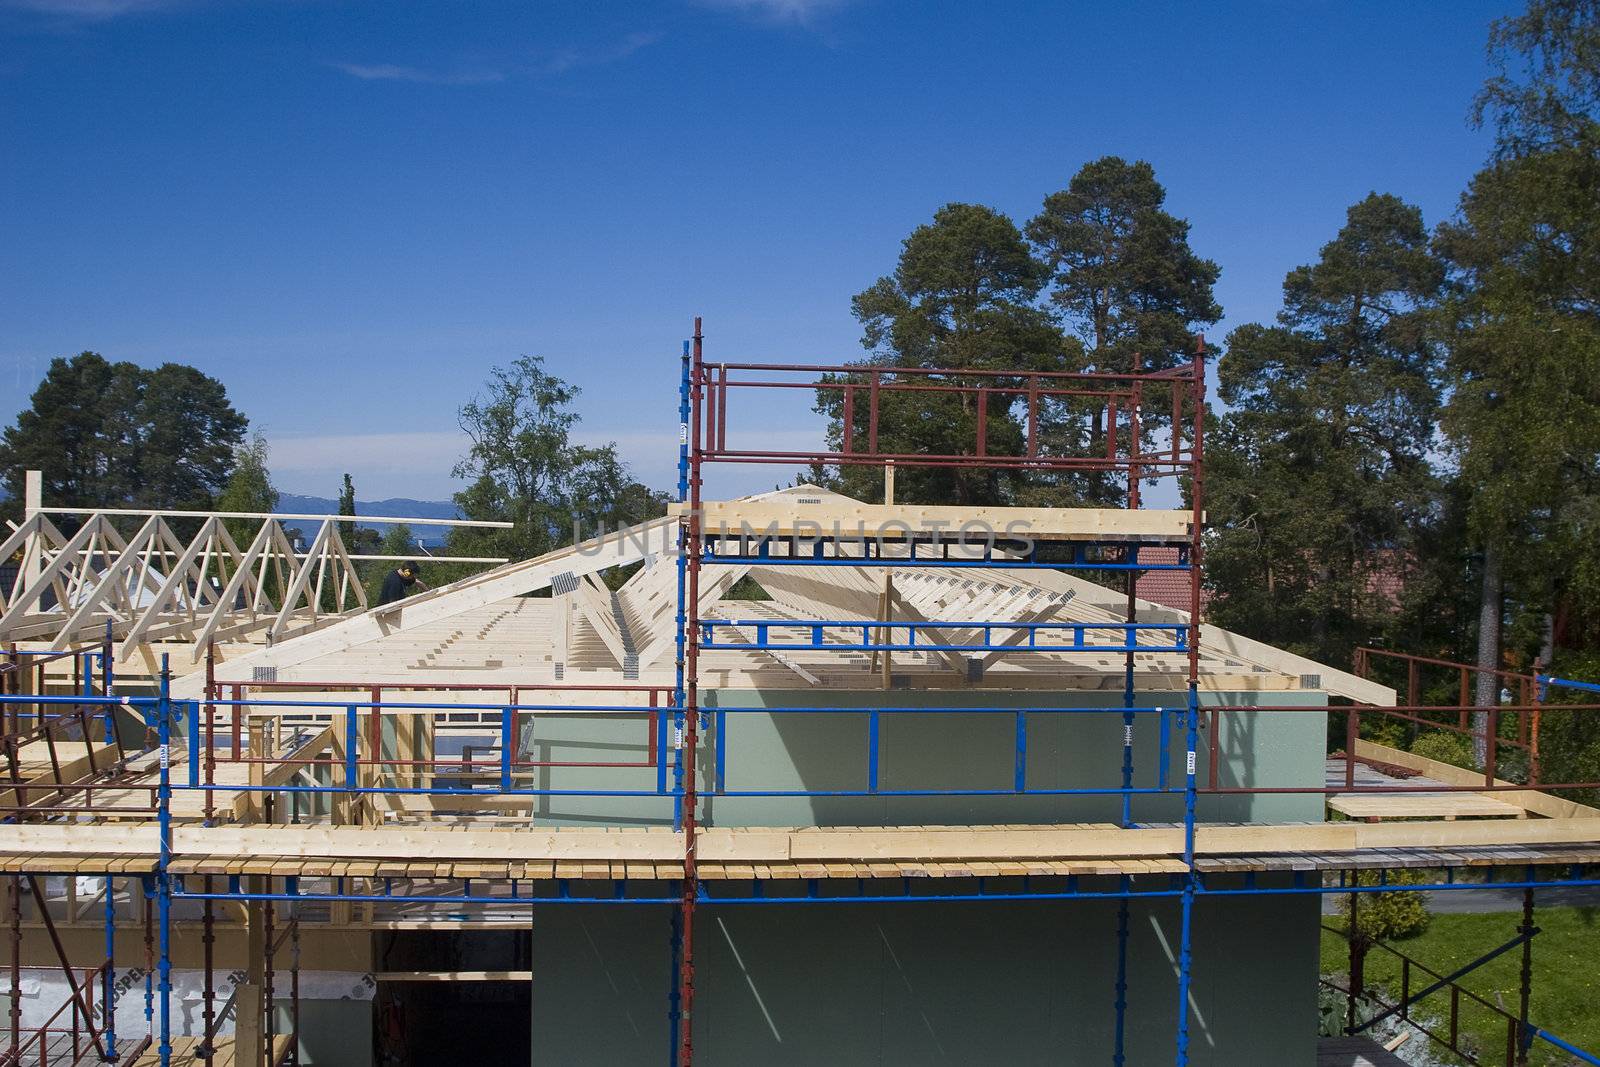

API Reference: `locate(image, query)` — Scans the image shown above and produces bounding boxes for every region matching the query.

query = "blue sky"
[1,0,1508,503]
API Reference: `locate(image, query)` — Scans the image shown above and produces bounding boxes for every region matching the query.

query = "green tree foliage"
[0,353,139,513]
[1434,0,1600,754]
[1206,194,1445,665]
[814,170,1218,509]
[1538,651,1600,806]
[1409,729,1476,770]
[820,202,1073,506]
[1474,0,1600,157]
[1336,870,1432,941]
[447,355,668,567]
[0,352,247,516]
[136,363,249,509]
[1026,157,1222,502]
[1026,156,1221,375]
[338,474,357,545]
[215,432,279,548]
[335,474,382,559]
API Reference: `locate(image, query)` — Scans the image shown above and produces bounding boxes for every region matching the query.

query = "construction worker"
[377,560,427,606]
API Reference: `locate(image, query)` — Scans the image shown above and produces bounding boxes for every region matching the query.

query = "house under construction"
[2,323,1599,1066]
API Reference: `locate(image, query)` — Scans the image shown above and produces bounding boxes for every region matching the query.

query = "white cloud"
[543,30,661,75]
[270,431,469,499]
[267,426,828,501]
[693,0,850,24]
[331,31,658,87]
[1,0,177,17]
[331,62,505,86]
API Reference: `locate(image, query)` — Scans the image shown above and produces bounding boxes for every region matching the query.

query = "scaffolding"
[667,323,1214,1064]
[2,321,1600,1065]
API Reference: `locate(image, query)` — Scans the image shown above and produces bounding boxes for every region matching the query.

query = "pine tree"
[1207,194,1444,665]
[827,202,1072,506]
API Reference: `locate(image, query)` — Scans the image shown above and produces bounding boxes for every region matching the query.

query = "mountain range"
[275,494,463,548]
[276,493,461,521]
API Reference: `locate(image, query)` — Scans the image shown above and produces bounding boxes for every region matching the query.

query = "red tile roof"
[1134,547,1209,615]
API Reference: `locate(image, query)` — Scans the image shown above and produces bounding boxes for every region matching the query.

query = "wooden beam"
[373,971,533,982]
[571,574,629,669]
[180,515,682,695]
[1019,567,1395,704]
[1355,740,1600,820]
[160,816,1600,865]
[0,824,159,856]
[676,500,1193,543]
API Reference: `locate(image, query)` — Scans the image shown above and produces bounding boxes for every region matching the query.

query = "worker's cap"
[403,560,422,573]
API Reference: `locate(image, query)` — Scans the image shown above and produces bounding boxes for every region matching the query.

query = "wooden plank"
[1354,740,1600,819]
[373,970,533,982]
[787,827,1185,861]
[14,814,1600,879]
[173,826,686,861]
[679,500,1193,543]
[1328,793,1524,819]
[0,824,159,857]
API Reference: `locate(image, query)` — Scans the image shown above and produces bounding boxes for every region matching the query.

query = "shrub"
[1409,730,1475,770]
[1359,716,1409,751]
[1336,870,1431,941]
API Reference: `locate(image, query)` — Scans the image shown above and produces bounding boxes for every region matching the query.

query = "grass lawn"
[1320,905,1600,1066]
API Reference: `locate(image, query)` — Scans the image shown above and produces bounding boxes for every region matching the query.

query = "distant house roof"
[1135,547,1210,615]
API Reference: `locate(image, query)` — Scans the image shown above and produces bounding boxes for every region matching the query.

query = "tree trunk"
[1473,541,1504,769]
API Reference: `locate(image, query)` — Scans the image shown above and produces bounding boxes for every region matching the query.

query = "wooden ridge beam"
[678,500,1193,543]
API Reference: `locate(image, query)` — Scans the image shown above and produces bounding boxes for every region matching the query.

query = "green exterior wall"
[531,889,1320,1065]
[512,688,1328,828]
[509,686,1328,1064]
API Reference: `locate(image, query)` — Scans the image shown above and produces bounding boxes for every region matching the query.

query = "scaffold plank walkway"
[1316,1036,1410,1067]
[131,1034,295,1066]
[1327,793,1525,819]
[8,821,1586,879]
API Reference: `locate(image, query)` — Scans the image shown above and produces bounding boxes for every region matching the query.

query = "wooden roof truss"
[0,511,368,658]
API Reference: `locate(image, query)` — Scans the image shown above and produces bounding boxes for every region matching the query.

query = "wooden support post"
[880,462,894,690]
[555,593,572,679]
[1530,659,1544,785]
[22,470,41,518]
[325,714,356,925]
[419,713,435,795]
[20,472,43,598]
[245,719,267,823]
[263,870,276,1067]
[366,687,382,797]
[394,712,418,789]
[328,712,351,827]
[236,877,266,1067]
[879,578,893,690]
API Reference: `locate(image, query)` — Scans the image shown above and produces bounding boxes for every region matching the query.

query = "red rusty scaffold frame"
[673,319,1209,1065]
